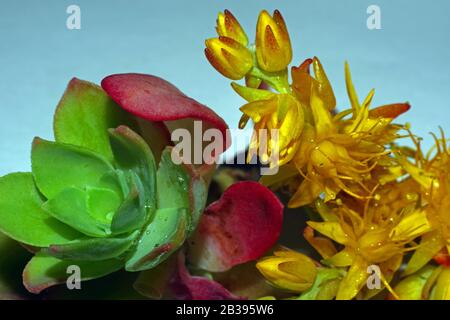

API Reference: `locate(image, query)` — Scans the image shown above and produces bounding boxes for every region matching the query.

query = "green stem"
[249,67,290,94]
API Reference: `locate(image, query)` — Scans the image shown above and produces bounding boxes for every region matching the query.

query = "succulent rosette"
[0,74,284,297]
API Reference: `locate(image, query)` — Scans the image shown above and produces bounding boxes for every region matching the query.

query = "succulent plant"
[0,72,285,299]
[0,75,229,294]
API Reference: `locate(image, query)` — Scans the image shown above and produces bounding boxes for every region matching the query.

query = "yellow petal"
[239,99,276,123]
[288,178,322,208]
[389,209,432,241]
[312,56,336,110]
[324,248,355,267]
[344,61,360,116]
[307,221,350,245]
[404,231,443,276]
[336,255,369,300]
[231,82,275,102]
[303,226,337,259]
[311,83,333,136]
[431,268,450,300]
[216,10,248,46]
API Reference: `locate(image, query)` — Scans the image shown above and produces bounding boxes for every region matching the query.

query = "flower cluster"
[206,9,450,300]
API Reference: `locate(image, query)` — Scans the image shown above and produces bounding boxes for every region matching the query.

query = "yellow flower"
[398,130,450,276]
[245,94,304,166]
[233,83,305,166]
[205,36,253,80]
[306,197,432,300]
[216,10,248,46]
[255,10,292,72]
[288,62,408,208]
[256,248,317,292]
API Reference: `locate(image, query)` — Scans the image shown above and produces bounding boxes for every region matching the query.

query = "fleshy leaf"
[43,231,138,261]
[109,125,156,210]
[188,181,283,272]
[156,149,189,208]
[31,138,114,200]
[108,126,157,232]
[23,253,122,294]
[0,173,80,247]
[111,182,145,234]
[43,187,111,237]
[157,149,207,235]
[169,252,243,300]
[125,208,188,272]
[86,186,122,224]
[54,78,135,161]
[101,73,230,155]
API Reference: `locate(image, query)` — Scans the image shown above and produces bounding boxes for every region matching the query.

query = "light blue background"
[1,0,449,176]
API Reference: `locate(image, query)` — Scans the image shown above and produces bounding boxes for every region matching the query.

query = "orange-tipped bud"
[255,10,292,72]
[205,36,253,80]
[216,10,248,46]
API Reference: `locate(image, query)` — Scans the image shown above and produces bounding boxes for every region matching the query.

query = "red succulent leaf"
[170,252,244,300]
[188,181,284,272]
[101,73,230,158]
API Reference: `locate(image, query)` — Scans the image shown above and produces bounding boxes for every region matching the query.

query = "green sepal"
[53,78,136,161]
[231,82,276,102]
[42,231,138,261]
[31,137,114,200]
[0,172,81,247]
[125,208,188,272]
[297,268,343,300]
[23,252,123,294]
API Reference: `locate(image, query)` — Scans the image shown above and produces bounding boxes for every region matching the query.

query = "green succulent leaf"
[53,78,136,161]
[86,186,122,224]
[43,187,111,237]
[42,231,138,261]
[156,149,190,209]
[157,148,207,234]
[108,126,157,211]
[111,180,146,235]
[188,178,207,235]
[0,172,81,247]
[23,252,123,294]
[31,137,115,200]
[125,208,188,272]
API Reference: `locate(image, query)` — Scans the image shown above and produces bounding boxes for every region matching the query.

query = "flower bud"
[205,36,253,80]
[216,10,248,46]
[255,10,292,72]
[256,249,317,292]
